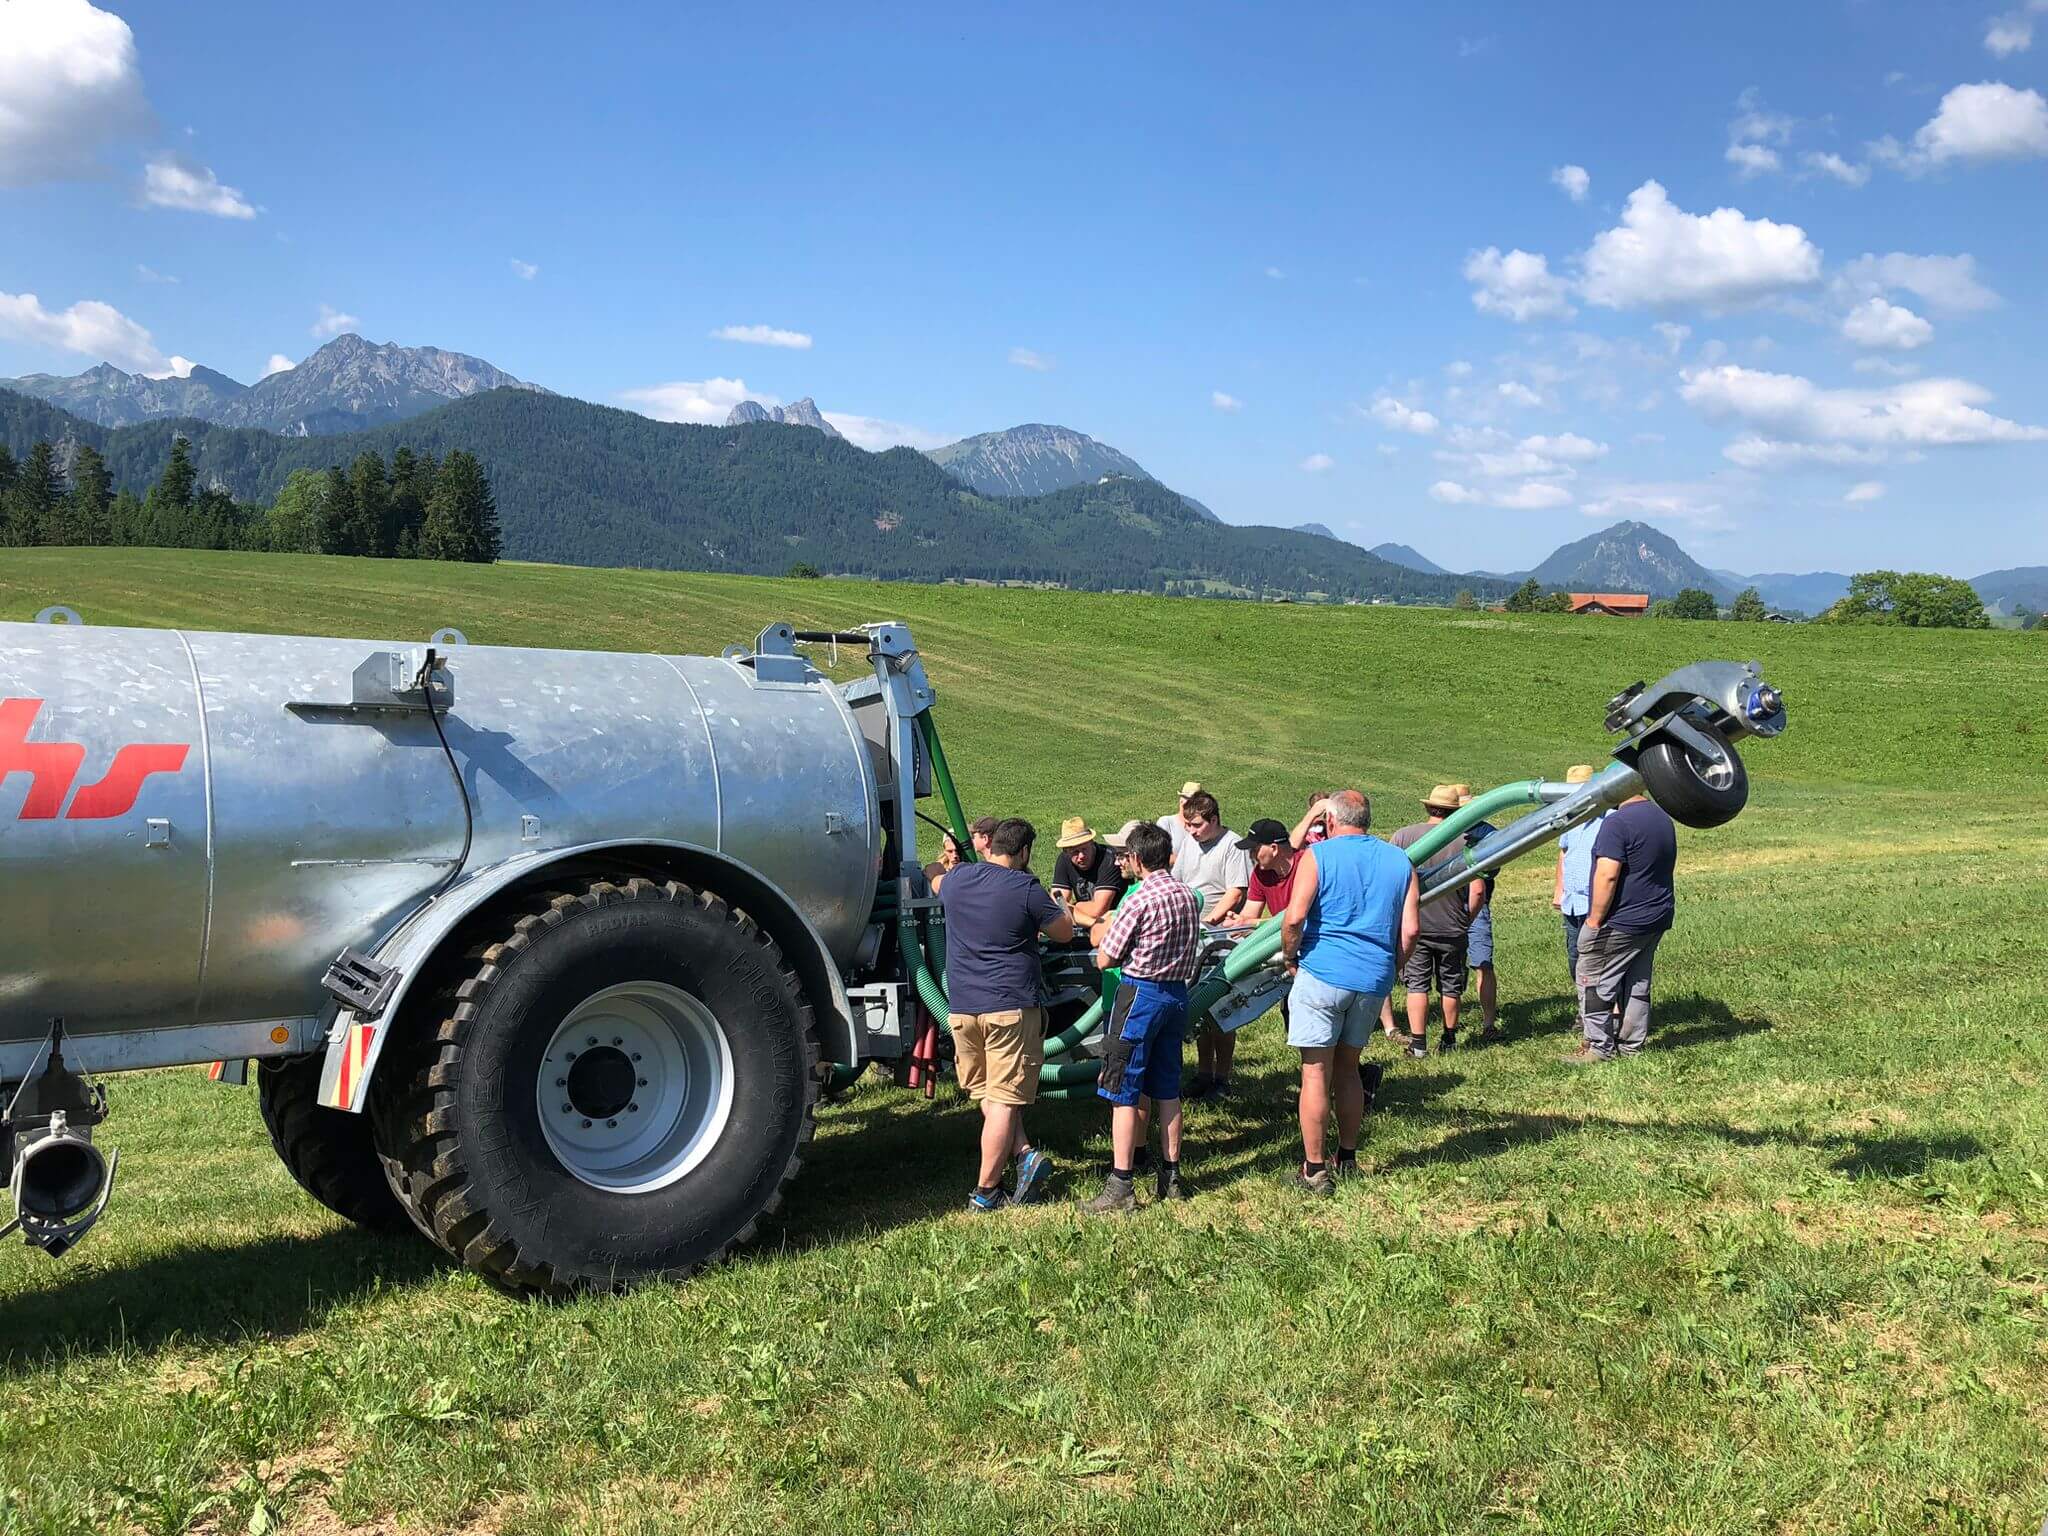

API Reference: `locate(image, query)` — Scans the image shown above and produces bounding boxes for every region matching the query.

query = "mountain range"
[0,335,545,436]
[724,398,842,438]
[0,386,1499,605]
[924,423,1220,522]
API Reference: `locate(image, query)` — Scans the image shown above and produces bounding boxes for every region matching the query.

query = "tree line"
[0,436,500,562]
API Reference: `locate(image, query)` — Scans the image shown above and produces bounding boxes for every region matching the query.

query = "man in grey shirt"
[1169,790,1250,1098]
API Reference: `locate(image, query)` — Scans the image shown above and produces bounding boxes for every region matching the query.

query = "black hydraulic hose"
[415,648,473,901]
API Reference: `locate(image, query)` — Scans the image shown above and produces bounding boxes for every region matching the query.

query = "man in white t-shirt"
[1169,789,1250,1098]
[1157,780,1203,860]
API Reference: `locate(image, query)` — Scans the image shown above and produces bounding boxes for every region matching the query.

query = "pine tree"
[1505,577,1541,612]
[65,445,113,546]
[419,450,500,562]
[158,436,197,511]
[320,465,358,554]
[1730,586,1768,622]
[348,450,392,556]
[16,441,62,544]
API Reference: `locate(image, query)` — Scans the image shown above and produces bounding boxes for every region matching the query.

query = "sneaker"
[1477,1023,1505,1042]
[967,1186,1009,1212]
[1156,1164,1190,1201]
[1360,1062,1385,1112]
[1333,1155,1360,1182]
[1086,1173,1136,1214]
[1438,1030,1458,1054]
[1295,1164,1337,1198]
[1404,1038,1428,1059]
[1012,1148,1053,1206]
[1559,1046,1613,1065]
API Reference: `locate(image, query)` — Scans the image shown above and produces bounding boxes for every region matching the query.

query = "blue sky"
[3,0,2045,576]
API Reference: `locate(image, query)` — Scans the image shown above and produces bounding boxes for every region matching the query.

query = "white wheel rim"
[536,981,734,1193]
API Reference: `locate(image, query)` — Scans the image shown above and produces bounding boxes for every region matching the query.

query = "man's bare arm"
[1398,870,1420,966]
[1279,849,1319,971]
[1585,857,1622,929]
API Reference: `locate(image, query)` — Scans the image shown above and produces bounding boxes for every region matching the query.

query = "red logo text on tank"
[0,698,191,821]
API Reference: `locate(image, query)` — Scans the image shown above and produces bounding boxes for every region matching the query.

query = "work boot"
[1360,1061,1385,1112]
[1560,1046,1612,1065]
[1404,1037,1428,1060]
[1156,1163,1190,1201]
[1182,1072,1216,1101]
[1295,1164,1336,1197]
[1086,1173,1136,1214]
[1438,1029,1458,1054]
[1477,1023,1505,1042]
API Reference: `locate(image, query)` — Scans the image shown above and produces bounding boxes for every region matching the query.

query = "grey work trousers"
[1574,924,1664,1058]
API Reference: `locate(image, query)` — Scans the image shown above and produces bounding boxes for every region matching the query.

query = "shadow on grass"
[0,1225,447,1369]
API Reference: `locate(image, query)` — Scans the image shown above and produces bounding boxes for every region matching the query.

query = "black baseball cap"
[1235,817,1290,851]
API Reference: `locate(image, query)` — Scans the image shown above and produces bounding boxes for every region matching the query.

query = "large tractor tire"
[369,876,818,1298]
[1637,736,1749,829]
[257,1054,414,1233]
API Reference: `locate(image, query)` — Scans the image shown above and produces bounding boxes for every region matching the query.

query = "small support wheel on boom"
[1636,736,1750,829]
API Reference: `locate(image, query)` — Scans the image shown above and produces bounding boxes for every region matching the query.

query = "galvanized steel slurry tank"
[1,607,1785,1292]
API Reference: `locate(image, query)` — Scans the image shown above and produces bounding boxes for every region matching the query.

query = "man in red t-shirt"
[1234,819,1299,924]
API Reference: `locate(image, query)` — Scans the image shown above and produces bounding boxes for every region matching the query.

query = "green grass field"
[3,549,2044,1536]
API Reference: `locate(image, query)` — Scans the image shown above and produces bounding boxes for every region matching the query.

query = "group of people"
[926,771,1680,1210]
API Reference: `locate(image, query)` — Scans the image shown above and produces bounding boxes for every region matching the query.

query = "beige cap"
[1425,783,1463,812]
[1100,818,1148,849]
[1055,816,1097,849]
[1178,780,1203,800]
[1564,763,1595,785]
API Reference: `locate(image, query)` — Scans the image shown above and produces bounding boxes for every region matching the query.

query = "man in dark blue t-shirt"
[1566,792,1678,1062]
[938,818,1074,1208]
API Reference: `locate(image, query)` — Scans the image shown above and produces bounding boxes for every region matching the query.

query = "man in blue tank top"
[1279,790,1420,1194]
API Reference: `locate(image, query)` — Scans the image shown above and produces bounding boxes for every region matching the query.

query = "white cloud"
[1841,296,1934,350]
[1492,480,1574,510]
[1463,247,1575,322]
[1551,164,1590,202]
[1581,181,1821,312]
[1653,321,1692,355]
[310,304,360,339]
[1838,252,2000,313]
[1726,142,1781,178]
[510,258,539,281]
[1428,480,1484,505]
[1444,359,1473,378]
[0,0,150,186]
[0,289,170,371]
[140,153,255,218]
[1985,3,2047,56]
[141,355,194,380]
[1845,480,1886,502]
[1366,396,1439,435]
[1852,356,1920,378]
[1802,151,1871,186]
[1730,88,1795,148]
[262,353,296,377]
[712,323,812,350]
[1300,453,1335,473]
[1008,346,1054,371]
[1882,81,2048,167]
[822,413,949,452]
[1211,390,1243,413]
[135,264,178,284]
[1722,437,1894,470]
[1497,380,1543,407]
[1682,364,2048,462]
[1520,432,1609,462]
[1580,480,1731,530]
[1264,266,1286,280]
[620,377,775,425]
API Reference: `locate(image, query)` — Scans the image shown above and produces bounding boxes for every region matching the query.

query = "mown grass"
[2,549,2044,1535]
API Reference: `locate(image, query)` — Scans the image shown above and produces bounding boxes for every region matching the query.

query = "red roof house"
[1567,592,1651,616]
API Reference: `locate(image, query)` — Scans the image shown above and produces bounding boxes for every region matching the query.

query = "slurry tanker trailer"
[0,609,1785,1294]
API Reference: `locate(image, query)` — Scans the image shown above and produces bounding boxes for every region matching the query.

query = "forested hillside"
[1,387,1499,602]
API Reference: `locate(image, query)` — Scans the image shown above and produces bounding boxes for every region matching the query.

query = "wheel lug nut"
[606,1118,618,1128]
[637,1077,648,1087]
[555,1077,566,1087]
[612,1037,623,1046]
[560,1103,572,1113]
[581,1119,592,1128]
[628,1103,638,1113]
[632,1053,642,1062]
[586,1036,597,1046]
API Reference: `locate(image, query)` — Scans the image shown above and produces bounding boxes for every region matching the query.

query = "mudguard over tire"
[257,1054,414,1233]
[1637,736,1749,829]
[369,876,818,1297]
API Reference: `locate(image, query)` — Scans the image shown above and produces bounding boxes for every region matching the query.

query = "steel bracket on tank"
[285,650,454,717]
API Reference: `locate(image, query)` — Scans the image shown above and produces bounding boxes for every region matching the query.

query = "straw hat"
[1424,783,1463,812]
[1178,780,1203,800]
[1564,763,1595,784]
[1055,816,1097,849]
[1100,818,1148,849]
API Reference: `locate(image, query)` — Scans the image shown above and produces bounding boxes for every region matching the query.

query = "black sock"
[974,1183,999,1198]
[1303,1159,1326,1175]
[1111,1166,1133,1182]
[1336,1147,1357,1162]
[1163,1159,1179,1173]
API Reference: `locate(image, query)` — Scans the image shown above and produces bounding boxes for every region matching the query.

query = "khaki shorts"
[950,1007,1046,1107]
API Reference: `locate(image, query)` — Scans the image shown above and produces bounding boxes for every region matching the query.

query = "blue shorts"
[1286,968,1385,1050]
[1097,978,1188,1107]
[1468,904,1494,967]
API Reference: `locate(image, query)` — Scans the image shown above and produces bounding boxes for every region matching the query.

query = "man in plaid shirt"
[1086,821,1204,1211]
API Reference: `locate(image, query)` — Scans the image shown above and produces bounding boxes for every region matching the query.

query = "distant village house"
[1567,592,1651,617]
